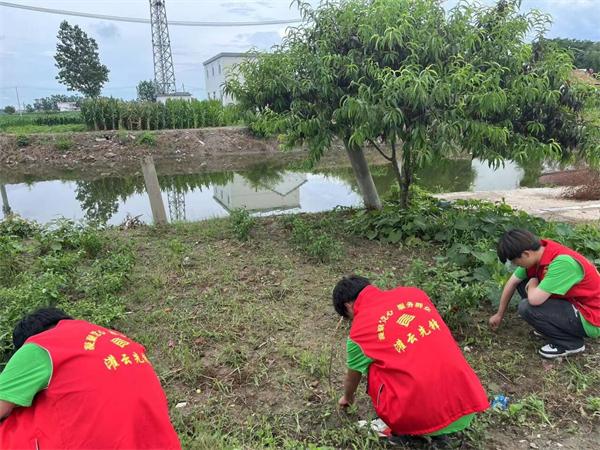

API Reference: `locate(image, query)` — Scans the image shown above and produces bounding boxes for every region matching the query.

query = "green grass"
[1,211,599,448]
[0,217,134,361]
[3,124,86,134]
[0,112,83,134]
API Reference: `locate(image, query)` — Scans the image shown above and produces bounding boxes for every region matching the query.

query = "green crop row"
[80,98,241,131]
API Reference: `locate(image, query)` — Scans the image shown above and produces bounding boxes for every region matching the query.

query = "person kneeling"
[332,275,488,443]
[0,308,181,449]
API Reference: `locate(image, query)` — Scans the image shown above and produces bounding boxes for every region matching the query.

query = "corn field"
[80,98,241,131]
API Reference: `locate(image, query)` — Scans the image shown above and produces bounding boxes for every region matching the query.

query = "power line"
[0,1,302,27]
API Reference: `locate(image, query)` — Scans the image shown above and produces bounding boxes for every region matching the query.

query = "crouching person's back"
[333,276,488,442]
[0,308,181,449]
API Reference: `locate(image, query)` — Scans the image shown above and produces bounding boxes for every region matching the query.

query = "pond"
[0,157,540,225]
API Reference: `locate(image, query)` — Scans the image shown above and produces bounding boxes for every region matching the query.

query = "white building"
[56,102,79,112]
[203,52,257,105]
[156,92,192,104]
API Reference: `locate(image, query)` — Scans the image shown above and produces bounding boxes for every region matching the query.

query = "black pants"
[517,280,586,350]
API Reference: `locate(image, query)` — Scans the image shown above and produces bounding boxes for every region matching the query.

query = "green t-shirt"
[0,343,53,406]
[513,255,600,337]
[346,338,475,435]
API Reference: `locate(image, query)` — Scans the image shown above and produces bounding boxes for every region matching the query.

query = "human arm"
[524,278,552,306]
[338,368,362,407]
[339,338,372,407]
[527,256,584,306]
[0,400,14,420]
[0,343,52,420]
[489,274,522,330]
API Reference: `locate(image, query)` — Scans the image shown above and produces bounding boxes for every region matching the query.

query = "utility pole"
[14,87,22,116]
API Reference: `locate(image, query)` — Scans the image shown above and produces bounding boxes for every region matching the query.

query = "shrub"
[229,208,256,241]
[348,189,600,322]
[15,134,30,147]
[55,136,73,151]
[136,132,156,146]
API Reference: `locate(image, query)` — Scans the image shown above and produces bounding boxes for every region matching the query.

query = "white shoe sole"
[539,345,585,359]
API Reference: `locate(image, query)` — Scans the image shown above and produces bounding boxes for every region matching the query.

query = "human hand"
[489,312,503,331]
[338,395,352,408]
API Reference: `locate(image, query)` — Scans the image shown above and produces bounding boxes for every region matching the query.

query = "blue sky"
[0,0,599,107]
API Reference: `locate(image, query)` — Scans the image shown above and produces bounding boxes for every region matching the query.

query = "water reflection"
[1,156,542,225]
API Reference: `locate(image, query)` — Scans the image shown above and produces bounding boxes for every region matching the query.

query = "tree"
[3,106,16,114]
[24,104,34,113]
[137,80,158,102]
[33,95,83,111]
[226,0,600,208]
[54,21,109,97]
[549,38,600,73]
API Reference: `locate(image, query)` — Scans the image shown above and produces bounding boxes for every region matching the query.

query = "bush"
[15,134,30,147]
[55,136,73,151]
[349,189,600,323]
[229,208,256,241]
[136,132,156,146]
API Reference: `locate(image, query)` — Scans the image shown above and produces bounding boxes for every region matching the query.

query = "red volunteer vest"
[349,286,488,435]
[527,239,600,326]
[0,320,181,450]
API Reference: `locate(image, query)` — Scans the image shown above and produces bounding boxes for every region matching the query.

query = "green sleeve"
[0,343,53,407]
[538,255,584,295]
[513,267,527,280]
[346,338,373,375]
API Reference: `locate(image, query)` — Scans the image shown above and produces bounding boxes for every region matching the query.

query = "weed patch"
[54,136,73,151]
[136,131,157,146]
[15,134,30,147]
[0,217,134,362]
[228,208,256,241]
[283,215,343,263]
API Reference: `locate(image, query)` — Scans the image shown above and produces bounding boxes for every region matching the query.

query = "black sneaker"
[539,343,585,359]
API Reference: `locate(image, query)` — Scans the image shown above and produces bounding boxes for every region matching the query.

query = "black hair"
[332,275,371,318]
[497,229,541,263]
[12,307,73,350]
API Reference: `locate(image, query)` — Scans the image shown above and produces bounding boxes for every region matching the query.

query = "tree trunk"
[345,144,382,210]
[1,184,11,216]
[390,141,403,194]
[400,147,413,209]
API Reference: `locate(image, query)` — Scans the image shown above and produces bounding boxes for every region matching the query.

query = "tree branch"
[367,138,392,161]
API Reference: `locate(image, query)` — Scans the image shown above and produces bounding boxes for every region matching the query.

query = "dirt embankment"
[0,127,367,183]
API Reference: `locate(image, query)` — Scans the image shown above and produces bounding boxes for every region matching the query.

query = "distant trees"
[54,21,109,97]
[31,95,83,112]
[3,106,16,114]
[137,80,158,102]
[549,38,600,72]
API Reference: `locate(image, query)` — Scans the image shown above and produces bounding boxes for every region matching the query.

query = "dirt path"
[437,187,600,222]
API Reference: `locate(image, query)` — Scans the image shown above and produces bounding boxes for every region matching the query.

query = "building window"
[212,66,215,76]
